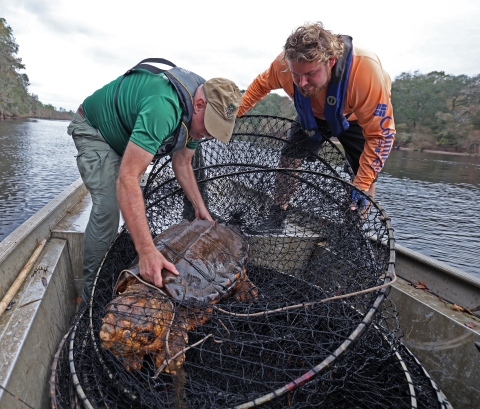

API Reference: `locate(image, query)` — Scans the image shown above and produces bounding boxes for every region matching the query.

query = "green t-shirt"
[83,70,198,155]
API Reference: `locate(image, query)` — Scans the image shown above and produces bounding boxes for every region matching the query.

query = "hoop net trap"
[51,116,452,409]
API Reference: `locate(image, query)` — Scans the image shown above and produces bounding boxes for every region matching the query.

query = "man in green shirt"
[67,63,242,304]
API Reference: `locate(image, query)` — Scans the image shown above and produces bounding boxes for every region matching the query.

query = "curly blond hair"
[283,22,345,63]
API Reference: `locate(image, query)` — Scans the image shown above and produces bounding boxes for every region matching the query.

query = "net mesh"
[51,115,451,409]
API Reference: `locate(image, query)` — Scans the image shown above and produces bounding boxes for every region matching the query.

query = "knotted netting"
[51,116,452,409]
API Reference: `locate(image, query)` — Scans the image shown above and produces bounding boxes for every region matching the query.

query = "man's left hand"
[350,188,368,211]
[196,206,214,223]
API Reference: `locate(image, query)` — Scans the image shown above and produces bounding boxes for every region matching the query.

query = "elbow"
[116,172,140,195]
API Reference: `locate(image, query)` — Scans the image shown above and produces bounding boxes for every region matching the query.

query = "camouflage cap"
[203,78,242,143]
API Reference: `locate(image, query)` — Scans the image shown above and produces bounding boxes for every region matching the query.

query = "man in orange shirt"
[239,22,395,232]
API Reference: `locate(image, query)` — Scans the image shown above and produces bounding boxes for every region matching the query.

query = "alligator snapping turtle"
[100,219,257,374]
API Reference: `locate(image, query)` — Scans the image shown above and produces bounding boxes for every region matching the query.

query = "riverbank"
[0,113,73,121]
[330,138,479,157]
[396,146,479,157]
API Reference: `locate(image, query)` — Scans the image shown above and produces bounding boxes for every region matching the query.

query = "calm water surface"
[0,119,479,278]
[0,119,78,239]
[375,150,480,277]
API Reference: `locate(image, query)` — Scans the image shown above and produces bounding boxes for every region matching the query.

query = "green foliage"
[391,123,412,148]
[392,70,480,153]
[471,111,480,130]
[0,18,73,120]
[244,92,297,119]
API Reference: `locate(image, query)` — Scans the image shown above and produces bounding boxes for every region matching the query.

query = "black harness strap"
[124,58,176,75]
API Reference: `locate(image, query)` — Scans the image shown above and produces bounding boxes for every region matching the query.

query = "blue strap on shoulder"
[292,35,354,139]
[324,47,353,136]
[293,88,323,142]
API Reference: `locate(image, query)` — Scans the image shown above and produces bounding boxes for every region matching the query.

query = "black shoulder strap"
[123,58,176,76]
[114,58,177,134]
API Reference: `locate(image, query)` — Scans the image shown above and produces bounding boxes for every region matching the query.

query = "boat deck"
[0,178,479,408]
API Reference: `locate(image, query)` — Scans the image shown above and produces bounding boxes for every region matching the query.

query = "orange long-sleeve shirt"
[239,42,396,191]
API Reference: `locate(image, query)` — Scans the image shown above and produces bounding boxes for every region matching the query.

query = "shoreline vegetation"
[1,111,73,121]
[329,138,479,157]
[2,17,479,155]
[245,74,480,156]
[395,147,478,157]
[242,69,480,158]
[0,18,74,122]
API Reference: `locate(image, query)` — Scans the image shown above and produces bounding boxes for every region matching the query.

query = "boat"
[1,176,479,409]
[1,116,479,409]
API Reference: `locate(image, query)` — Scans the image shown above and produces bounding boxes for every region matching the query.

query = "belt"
[78,105,85,118]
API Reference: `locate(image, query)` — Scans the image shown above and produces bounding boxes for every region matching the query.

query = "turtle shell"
[100,219,256,374]
[124,219,251,303]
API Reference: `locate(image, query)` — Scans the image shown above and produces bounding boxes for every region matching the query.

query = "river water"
[375,149,480,277]
[0,119,79,239]
[1,119,479,278]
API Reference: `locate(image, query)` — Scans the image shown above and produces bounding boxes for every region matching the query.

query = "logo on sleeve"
[374,103,387,117]
[370,115,395,173]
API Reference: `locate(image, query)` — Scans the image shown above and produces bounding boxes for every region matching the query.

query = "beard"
[298,66,332,98]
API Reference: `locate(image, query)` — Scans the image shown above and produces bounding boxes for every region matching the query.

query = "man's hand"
[196,206,214,223]
[350,188,368,211]
[137,247,179,288]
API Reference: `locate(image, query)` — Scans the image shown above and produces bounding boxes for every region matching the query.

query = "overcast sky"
[3,0,480,112]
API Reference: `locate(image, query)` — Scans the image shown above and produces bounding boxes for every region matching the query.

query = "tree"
[243,92,297,119]
[392,71,456,131]
[0,18,31,118]
[0,18,74,120]
[392,70,480,152]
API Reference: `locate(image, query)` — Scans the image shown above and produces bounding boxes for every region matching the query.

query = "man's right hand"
[137,247,179,288]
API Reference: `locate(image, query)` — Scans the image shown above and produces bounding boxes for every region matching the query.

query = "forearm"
[239,76,273,116]
[238,57,287,116]
[348,53,396,190]
[117,174,155,255]
[116,141,157,257]
[172,149,207,212]
[116,141,179,286]
[354,115,396,191]
[353,156,379,191]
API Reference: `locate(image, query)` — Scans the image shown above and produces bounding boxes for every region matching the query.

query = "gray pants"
[67,108,122,302]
